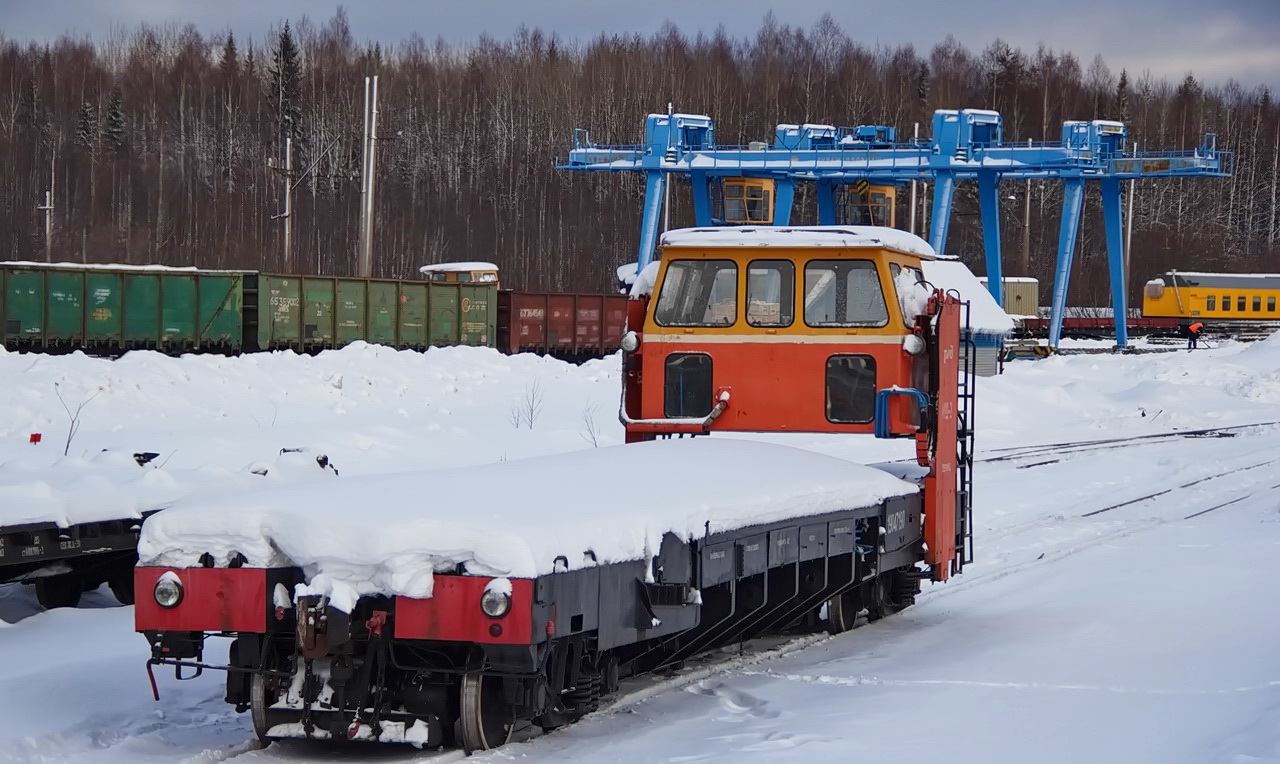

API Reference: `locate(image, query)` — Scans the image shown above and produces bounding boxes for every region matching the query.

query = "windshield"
[654,260,738,327]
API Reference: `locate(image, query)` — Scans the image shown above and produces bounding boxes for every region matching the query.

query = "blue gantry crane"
[560,109,1232,348]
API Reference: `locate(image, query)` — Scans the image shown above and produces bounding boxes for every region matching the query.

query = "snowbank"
[0,449,338,528]
[139,438,918,611]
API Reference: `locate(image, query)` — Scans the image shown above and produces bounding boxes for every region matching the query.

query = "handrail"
[874,388,929,439]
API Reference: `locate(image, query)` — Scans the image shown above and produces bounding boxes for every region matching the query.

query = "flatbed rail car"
[0,512,152,609]
[133,225,974,753]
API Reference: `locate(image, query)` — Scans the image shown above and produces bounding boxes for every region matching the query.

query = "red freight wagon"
[497,291,628,361]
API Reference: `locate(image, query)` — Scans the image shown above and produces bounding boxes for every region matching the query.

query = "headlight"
[620,331,640,353]
[903,334,926,356]
[154,573,184,608]
[480,581,512,618]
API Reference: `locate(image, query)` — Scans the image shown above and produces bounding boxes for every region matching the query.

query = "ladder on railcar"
[955,302,977,573]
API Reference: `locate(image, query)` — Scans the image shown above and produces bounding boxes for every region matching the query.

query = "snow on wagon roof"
[660,226,937,258]
[418,262,499,274]
[139,438,918,611]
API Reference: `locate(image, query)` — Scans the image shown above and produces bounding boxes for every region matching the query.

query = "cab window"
[804,260,889,327]
[746,260,794,327]
[826,355,877,423]
[655,260,738,327]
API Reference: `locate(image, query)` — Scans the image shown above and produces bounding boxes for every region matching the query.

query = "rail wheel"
[458,671,515,754]
[249,672,280,744]
[866,569,920,622]
[35,574,82,609]
[825,588,860,634]
[108,568,135,605]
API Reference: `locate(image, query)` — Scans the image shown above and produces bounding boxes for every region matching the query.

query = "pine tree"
[104,86,127,154]
[269,21,305,155]
[219,31,240,81]
[75,100,97,153]
[1114,69,1130,125]
[244,44,257,79]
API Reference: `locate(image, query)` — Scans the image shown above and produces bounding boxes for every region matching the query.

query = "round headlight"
[154,574,184,609]
[903,334,926,356]
[480,587,511,619]
[620,331,640,353]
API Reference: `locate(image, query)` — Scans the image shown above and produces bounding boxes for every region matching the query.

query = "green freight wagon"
[2,262,497,354]
[246,273,496,351]
[1,262,245,352]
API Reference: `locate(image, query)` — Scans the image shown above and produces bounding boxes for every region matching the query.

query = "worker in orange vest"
[1187,321,1205,350]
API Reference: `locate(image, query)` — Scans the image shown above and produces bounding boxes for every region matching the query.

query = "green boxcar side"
[45,271,85,344]
[302,278,336,347]
[398,283,429,348]
[427,284,459,345]
[4,269,44,345]
[123,274,160,347]
[367,281,398,346]
[259,275,303,349]
[160,275,197,346]
[458,284,496,346]
[335,280,366,346]
[196,274,244,349]
[86,272,124,346]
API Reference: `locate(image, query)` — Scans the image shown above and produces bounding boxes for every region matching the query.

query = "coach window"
[1206,295,1216,311]
[804,260,889,327]
[1222,295,1230,311]
[746,260,795,327]
[1237,296,1246,312]
[655,260,738,327]
[1253,296,1262,312]
[826,355,877,423]
[1269,297,1277,312]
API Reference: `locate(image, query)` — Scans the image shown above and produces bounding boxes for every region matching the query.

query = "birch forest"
[1,10,1276,301]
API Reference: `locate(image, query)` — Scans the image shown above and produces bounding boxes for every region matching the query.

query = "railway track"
[977,420,1280,466]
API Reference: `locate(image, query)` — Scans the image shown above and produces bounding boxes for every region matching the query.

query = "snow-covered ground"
[1,335,1279,763]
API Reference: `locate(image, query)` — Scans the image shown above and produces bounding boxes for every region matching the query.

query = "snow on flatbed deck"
[139,438,918,611]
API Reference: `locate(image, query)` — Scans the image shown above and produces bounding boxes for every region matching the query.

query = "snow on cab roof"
[659,226,937,258]
[418,262,499,274]
[923,259,1016,335]
[138,438,918,611]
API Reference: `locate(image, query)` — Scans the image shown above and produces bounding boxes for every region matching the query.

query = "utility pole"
[662,102,673,233]
[37,156,54,261]
[269,137,295,272]
[284,136,293,272]
[357,77,370,273]
[908,122,918,235]
[1124,141,1136,307]
[358,75,379,278]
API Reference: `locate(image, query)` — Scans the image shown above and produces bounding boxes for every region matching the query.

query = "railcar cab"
[621,226,943,440]
[620,225,970,583]
[418,261,501,289]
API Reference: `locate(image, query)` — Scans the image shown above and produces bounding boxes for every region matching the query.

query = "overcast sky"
[3,0,1276,90]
